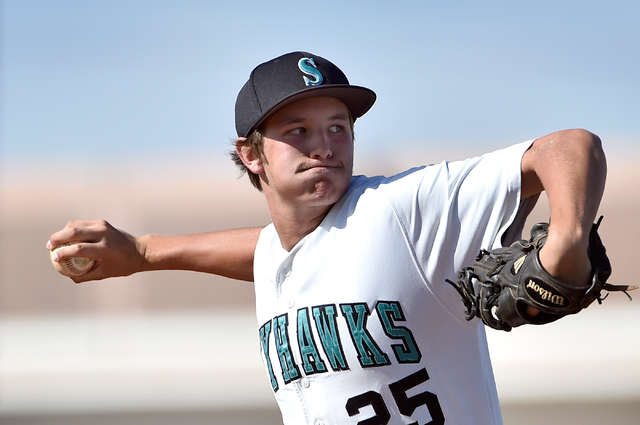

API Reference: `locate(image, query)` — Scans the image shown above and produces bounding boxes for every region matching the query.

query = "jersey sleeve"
[382,140,535,307]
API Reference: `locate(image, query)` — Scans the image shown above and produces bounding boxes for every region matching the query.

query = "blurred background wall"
[1,1,639,424]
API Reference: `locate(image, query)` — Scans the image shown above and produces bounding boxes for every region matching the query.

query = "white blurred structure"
[0,311,275,414]
[1,304,638,415]
[487,303,640,403]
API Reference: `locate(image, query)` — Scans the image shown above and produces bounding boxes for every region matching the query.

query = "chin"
[309,179,349,204]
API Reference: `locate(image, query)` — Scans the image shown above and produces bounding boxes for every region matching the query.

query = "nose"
[309,129,332,159]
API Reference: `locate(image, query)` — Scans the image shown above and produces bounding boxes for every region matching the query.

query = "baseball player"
[49,51,618,424]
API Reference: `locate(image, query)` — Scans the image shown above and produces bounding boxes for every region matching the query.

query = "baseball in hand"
[50,244,96,277]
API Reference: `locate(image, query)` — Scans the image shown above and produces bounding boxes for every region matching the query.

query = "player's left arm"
[520,128,607,288]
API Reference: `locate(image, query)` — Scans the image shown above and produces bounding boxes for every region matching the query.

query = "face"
[250,96,354,211]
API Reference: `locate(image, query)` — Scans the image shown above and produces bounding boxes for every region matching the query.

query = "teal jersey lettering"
[297,307,328,374]
[312,304,349,371]
[340,303,391,368]
[376,301,422,363]
[274,314,301,384]
[259,321,279,391]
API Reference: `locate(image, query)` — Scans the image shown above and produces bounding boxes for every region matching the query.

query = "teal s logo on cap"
[298,58,323,86]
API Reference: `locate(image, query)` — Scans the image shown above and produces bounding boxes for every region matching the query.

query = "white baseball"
[50,243,96,277]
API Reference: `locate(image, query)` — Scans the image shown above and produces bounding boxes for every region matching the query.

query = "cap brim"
[246,85,376,137]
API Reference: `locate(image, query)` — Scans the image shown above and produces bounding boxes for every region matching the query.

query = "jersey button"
[287,299,295,309]
[314,420,325,425]
[300,378,310,388]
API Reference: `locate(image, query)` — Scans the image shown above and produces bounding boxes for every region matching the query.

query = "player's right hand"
[47,220,145,283]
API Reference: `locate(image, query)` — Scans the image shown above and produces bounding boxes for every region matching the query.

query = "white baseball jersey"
[253,140,535,425]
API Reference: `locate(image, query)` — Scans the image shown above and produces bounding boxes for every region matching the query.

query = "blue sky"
[1,0,639,166]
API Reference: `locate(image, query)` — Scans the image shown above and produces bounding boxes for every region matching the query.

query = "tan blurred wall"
[1,146,639,316]
[0,154,270,315]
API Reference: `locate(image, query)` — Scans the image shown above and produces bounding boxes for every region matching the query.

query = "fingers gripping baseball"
[47,220,144,283]
[50,243,96,277]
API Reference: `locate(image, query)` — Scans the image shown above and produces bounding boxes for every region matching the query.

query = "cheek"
[261,149,294,182]
[338,140,355,166]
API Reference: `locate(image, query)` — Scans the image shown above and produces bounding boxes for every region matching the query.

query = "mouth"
[297,163,341,173]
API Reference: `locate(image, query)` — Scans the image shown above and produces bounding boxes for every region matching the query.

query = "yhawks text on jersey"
[259,300,422,391]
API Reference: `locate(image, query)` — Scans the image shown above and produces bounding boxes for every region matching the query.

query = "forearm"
[139,228,262,281]
[521,129,607,285]
[524,129,606,232]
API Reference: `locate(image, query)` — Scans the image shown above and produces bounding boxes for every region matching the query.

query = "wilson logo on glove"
[525,278,567,307]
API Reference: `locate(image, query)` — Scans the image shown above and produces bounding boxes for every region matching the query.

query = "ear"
[235,137,264,174]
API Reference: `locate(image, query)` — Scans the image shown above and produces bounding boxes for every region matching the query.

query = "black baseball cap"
[235,51,377,137]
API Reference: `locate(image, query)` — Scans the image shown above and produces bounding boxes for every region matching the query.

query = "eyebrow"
[276,112,350,126]
[328,112,350,121]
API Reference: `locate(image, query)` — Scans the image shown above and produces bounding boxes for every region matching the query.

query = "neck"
[268,202,333,251]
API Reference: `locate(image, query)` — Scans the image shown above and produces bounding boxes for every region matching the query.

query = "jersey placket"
[273,251,333,425]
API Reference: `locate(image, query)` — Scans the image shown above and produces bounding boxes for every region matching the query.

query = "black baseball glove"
[447,216,636,331]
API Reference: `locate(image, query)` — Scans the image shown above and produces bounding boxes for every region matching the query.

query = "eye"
[290,127,306,135]
[329,124,344,133]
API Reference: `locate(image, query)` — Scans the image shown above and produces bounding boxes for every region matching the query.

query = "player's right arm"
[47,220,262,283]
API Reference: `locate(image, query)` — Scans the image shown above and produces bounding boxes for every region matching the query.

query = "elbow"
[552,129,606,173]
[561,128,604,157]
[561,128,607,181]
[521,129,607,199]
